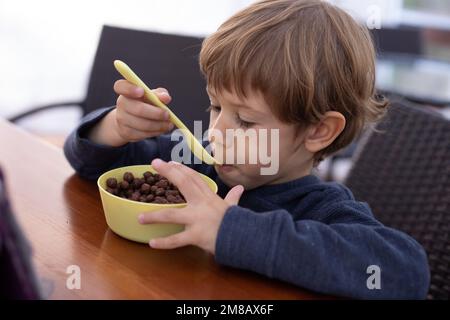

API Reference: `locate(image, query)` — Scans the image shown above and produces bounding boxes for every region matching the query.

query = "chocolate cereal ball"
[106,170,185,204]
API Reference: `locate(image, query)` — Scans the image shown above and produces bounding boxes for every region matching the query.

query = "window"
[403,0,450,16]
[401,0,450,30]
[330,0,450,29]
[331,0,450,62]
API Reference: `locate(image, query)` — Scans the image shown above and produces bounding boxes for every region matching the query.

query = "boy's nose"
[208,118,235,163]
[208,129,228,149]
[208,115,227,144]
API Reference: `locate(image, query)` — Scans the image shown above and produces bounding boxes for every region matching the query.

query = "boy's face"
[207,87,314,190]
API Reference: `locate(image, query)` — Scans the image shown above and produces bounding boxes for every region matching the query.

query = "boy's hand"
[89,80,175,146]
[138,159,245,254]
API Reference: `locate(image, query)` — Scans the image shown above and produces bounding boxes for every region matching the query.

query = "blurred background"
[1,0,450,179]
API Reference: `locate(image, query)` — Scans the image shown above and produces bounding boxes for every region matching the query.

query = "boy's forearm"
[215,205,430,299]
[63,107,184,180]
[87,108,128,147]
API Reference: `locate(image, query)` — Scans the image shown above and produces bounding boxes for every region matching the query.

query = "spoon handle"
[114,60,221,165]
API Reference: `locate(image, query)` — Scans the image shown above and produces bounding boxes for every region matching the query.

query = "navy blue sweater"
[64,107,430,299]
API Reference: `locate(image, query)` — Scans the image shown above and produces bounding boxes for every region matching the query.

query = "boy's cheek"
[214,146,256,166]
[217,163,266,188]
[209,130,279,167]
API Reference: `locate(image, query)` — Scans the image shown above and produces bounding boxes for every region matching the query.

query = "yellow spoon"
[114,60,221,166]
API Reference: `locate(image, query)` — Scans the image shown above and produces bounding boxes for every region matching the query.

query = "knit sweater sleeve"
[63,107,206,180]
[215,201,430,299]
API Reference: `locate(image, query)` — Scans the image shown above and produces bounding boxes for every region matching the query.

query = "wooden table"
[0,118,325,300]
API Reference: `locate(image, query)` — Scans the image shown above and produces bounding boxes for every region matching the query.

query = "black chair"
[9,25,210,132]
[344,100,450,300]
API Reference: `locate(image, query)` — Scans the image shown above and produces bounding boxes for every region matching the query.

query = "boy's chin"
[214,165,261,190]
[214,165,243,187]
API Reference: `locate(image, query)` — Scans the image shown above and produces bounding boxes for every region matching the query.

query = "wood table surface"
[0,118,326,300]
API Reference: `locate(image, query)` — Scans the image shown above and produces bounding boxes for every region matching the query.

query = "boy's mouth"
[211,146,237,170]
[211,146,230,166]
[216,164,235,173]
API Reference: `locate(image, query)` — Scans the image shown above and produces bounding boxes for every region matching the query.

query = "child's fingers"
[150,159,210,201]
[150,159,196,200]
[119,97,170,121]
[118,125,169,142]
[114,80,172,104]
[152,87,172,105]
[138,209,189,225]
[114,80,144,98]
[117,111,173,133]
[149,232,190,250]
[224,185,245,206]
[168,161,212,194]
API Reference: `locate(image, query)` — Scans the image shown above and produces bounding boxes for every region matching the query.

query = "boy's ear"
[304,112,346,154]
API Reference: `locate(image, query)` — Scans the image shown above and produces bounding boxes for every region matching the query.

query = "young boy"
[64,0,430,299]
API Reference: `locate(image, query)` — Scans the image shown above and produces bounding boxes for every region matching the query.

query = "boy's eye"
[205,105,221,113]
[236,115,255,128]
[206,105,255,128]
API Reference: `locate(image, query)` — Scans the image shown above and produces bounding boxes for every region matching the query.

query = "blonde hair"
[199,0,388,163]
